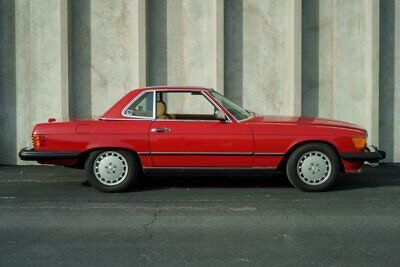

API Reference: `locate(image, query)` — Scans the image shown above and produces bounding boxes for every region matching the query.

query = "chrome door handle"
[151,128,171,133]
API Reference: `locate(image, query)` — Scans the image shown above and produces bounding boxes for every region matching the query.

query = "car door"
[149,91,253,167]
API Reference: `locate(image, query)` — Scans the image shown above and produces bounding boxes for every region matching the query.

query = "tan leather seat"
[156,101,172,119]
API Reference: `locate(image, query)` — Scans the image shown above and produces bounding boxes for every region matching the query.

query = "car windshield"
[209,90,253,121]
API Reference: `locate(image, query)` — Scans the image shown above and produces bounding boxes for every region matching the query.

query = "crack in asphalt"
[132,200,162,262]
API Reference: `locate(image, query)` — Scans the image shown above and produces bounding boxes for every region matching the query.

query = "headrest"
[157,101,166,117]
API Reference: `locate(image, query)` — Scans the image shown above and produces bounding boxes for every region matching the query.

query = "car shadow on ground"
[331,164,400,191]
[131,164,400,192]
[136,171,292,191]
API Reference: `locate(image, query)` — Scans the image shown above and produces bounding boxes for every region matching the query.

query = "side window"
[124,92,154,118]
[156,91,218,120]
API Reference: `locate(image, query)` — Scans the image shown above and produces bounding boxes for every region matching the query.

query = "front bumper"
[341,146,386,163]
[19,147,81,161]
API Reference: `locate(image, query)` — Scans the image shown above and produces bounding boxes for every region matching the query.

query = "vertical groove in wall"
[224,0,243,106]
[379,0,396,161]
[301,0,319,116]
[331,0,336,120]
[61,0,69,119]
[146,0,167,86]
[0,0,17,163]
[69,0,91,116]
[138,0,146,87]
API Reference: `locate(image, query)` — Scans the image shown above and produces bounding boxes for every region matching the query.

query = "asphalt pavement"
[0,164,399,266]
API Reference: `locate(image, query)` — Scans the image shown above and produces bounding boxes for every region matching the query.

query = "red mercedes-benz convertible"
[19,86,385,192]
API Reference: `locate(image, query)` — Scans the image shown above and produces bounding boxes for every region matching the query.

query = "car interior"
[125,91,223,121]
[156,92,220,121]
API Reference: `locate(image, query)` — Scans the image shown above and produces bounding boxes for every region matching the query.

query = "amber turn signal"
[32,135,46,149]
[352,136,366,150]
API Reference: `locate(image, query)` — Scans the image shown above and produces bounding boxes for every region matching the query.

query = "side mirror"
[215,110,226,121]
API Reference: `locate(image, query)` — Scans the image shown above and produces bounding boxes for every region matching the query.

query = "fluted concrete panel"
[70,0,146,116]
[1,0,400,165]
[334,0,379,145]
[240,0,302,115]
[302,0,379,146]
[4,0,69,165]
[14,0,30,165]
[27,0,69,124]
[380,0,400,162]
[181,0,224,91]
[147,0,224,92]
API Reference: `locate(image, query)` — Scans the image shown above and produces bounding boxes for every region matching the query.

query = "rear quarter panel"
[34,120,153,166]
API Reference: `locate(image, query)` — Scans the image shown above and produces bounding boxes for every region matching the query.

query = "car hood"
[247,115,366,133]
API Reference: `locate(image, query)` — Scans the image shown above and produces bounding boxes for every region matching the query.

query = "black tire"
[285,143,340,192]
[85,149,139,192]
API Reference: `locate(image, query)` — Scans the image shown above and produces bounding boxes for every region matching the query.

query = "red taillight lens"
[32,135,46,149]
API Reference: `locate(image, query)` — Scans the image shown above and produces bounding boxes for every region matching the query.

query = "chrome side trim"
[151,151,253,156]
[152,90,156,120]
[254,152,285,156]
[101,117,153,121]
[154,119,228,123]
[137,151,285,156]
[140,86,211,90]
[137,152,151,155]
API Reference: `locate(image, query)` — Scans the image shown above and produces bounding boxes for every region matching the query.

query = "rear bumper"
[19,147,81,161]
[341,146,386,163]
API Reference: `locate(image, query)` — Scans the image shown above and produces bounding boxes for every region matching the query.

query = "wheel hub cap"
[93,151,128,186]
[297,151,332,185]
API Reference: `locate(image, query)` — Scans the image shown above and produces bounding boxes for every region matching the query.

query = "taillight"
[32,134,47,149]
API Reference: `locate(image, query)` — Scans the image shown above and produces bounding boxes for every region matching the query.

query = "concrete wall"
[1,0,68,164]
[225,0,301,115]
[379,0,400,162]
[147,0,223,91]
[0,0,16,164]
[70,0,146,116]
[302,0,388,157]
[302,0,379,145]
[1,0,399,164]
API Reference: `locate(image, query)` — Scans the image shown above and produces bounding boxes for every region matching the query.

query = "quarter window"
[124,91,154,118]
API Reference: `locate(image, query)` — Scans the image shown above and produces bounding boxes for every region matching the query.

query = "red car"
[19,86,385,192]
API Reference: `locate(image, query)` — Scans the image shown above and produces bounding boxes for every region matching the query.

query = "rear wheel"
[85,150,138,192]
[286,143,340,192]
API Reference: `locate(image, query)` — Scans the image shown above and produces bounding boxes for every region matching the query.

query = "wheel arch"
[278,140,344,172]
[75,147,143,174]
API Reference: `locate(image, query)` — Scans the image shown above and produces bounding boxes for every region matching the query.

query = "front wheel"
[85,150,138,192]
[286,143,340,192]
